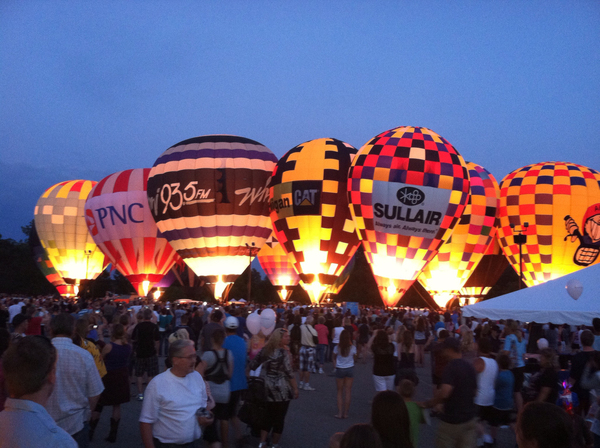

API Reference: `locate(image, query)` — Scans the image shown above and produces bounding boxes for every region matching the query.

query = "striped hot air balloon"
[497,162,600,287]
[34,180,105,292]
[257,234,300,302]
[84,169,179,297]
[147,135,277,300]
[418,162,500,307]
[347,126,470,307]
[269,138,360,304]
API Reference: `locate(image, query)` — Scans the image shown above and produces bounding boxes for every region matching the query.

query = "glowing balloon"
[256,234,300,302]
[147,135,277,300]
[418,162,500,306]
[497,162,600,287]
[269,138,360,304]
[34,180,105,289]
[348,126,470,307]
[566,278,583,300]
[30,226,75,297]
[85,169,179,297]
[246,312,261,335]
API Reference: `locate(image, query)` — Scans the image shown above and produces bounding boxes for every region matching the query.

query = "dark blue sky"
[1,1,599,241]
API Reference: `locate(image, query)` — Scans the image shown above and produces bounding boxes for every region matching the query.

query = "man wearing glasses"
[140,339,213,448]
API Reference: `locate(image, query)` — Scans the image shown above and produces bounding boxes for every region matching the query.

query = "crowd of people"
[0,293,600,447]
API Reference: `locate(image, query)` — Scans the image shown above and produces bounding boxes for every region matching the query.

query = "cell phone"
[95,310,100,314]
[196,408,212,419]
[93,325,98,329]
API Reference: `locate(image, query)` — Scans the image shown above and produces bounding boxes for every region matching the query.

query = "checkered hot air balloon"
[84,169,179,297]
[34,180,105,292]
[418,162,500,307]
[30,225,76,297]
[147,135,277,300]
[269,138,361,304]
[497,162,600,287]
[256,234,300,302]
[347,126,470,307]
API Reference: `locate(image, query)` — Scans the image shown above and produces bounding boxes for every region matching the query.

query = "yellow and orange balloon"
[497,161,600,287]
[269,138,360,304]
[418,162,500,307]
[34,180,105,293]
[256,234,300,302]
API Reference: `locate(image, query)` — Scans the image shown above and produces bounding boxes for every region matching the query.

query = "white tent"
[462,264,600,326]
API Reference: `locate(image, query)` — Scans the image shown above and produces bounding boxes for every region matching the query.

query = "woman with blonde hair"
[249,327,299,448]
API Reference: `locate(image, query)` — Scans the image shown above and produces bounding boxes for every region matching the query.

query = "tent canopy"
[462,264,600,326]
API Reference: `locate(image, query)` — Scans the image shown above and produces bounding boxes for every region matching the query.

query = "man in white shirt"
[45,313,104,448]
[8,298,24,328]
[140,339,213,447]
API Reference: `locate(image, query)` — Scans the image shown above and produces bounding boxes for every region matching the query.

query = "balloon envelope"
[418,162,500,305]
[497,162,600,287]
[246,312,261,335]
[566,278,583,300]
[257,234,300,300]
[34,180,105,285]
[269,138,360,303]
[147,135,277,297]
[85,169,179,296]
[348,126,470,307]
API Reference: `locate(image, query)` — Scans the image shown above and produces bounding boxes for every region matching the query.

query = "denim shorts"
[335,367,354,379]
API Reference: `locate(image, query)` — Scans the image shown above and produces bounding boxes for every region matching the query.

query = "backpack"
[204,349,229,384]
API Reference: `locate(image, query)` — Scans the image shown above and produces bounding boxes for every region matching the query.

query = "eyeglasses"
[174,355,197,360]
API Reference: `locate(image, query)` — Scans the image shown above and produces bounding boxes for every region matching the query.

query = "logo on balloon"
[397,187,425,206]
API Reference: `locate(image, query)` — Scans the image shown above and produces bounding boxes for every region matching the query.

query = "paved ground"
[89,351,517,448]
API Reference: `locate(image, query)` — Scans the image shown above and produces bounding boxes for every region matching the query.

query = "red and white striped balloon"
[84,168,178,296]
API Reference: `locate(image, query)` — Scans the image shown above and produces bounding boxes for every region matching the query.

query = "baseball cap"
[224,316,239,329]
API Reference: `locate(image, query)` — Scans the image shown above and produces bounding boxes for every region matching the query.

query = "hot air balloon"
[34,180,105,294]
[347,126,470,307]
[30,225,76,297]
[460,237,509,302]
[84,168,179,297]
[497,162,600,287]
[256,234,300,302]
[418,162,500,307]
[269,138,361,304]
[147,135,277,300]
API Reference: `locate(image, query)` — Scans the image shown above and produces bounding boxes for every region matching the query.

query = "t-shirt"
[174,309,186,327]
[132,321,160,358]
[440,358,477,424]
[372,343,396,377]
[201,349,233,403]
[332,327,344,344]
[223,335,248,392]
[139,370,207,444]
[493,370,514,410]
[535,368,560,404]
[405,401,425,448]
[333,344,356,369]
[571,351,594,399]
[314,324,329,345]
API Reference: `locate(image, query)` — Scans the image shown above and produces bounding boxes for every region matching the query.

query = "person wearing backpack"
[199,328,234,448]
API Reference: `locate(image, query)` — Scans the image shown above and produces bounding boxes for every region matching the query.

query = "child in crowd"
[490,352,514,443]
[398,379,425,448]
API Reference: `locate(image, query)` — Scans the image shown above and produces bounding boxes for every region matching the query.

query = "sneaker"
[136,394,144,401]
[303,384,315,391]
[318,368,324,374]
[299,381,304,389]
